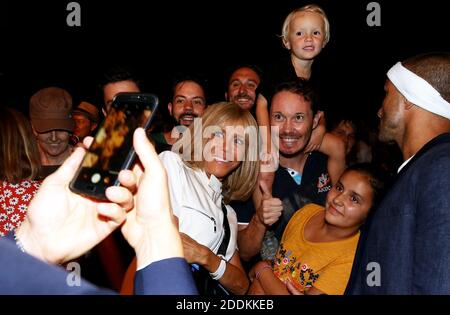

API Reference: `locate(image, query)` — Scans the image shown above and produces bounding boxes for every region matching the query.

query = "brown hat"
[29,87,74,133]
[73,101,100,123]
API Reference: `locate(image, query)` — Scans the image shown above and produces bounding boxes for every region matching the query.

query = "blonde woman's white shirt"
[159,151,238,262]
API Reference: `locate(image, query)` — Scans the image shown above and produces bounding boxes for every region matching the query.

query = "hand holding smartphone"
[69,93,159,200]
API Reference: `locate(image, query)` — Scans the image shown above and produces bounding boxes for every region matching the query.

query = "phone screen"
[70,93,158,200]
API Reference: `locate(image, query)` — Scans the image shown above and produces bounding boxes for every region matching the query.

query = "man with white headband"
[346,52,450,294]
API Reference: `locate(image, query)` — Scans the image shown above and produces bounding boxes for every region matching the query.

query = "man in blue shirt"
[346,52,450,294]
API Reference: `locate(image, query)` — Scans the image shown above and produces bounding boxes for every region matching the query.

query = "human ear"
[312,111,323,129]
[282,37,291,50]
[31,125,38,137]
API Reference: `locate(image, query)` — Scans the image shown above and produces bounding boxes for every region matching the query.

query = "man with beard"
[29,87,75,179]
[237,80,345,262]
[345,53,450,294]
[150,74,207,153]
[225,65,262,111]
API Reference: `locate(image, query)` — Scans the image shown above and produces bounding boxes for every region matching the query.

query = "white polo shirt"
[159,151,238,261]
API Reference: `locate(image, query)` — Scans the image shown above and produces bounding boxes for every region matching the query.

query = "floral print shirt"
[272,204,360,295]
[1,180,41,237]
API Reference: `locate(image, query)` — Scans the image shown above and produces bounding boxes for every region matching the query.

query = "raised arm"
[121,128,197,295]
[318,132,346,185]
[238,181,283,261]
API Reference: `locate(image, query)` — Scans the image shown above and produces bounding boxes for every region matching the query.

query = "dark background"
[1,0,449,129]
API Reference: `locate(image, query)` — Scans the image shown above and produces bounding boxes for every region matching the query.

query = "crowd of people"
[1,4,450,295]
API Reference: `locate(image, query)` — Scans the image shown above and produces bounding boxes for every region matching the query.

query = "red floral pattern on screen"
[0,180,41,237]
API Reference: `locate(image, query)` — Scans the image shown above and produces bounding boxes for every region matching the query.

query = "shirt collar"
[199,170,223,202]
[397,155,414,173]
[208,174,222,194]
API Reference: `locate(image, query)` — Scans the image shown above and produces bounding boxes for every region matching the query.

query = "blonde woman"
[162,102,259,295]
[121,103,259,295]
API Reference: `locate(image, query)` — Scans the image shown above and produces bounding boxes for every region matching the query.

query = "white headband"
[387,62,450,120]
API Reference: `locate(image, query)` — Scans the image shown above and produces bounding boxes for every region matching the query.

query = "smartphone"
[69,92,159,200]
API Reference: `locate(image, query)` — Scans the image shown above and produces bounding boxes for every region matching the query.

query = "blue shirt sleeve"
[0,235,115,294]
[230,199,255,224]
[2,233,198,295]
[134,258,198,295]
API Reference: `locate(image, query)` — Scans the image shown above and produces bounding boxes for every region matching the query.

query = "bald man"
[346,52,450,294]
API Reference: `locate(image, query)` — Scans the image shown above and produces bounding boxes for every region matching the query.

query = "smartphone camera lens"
[91,173,101,184]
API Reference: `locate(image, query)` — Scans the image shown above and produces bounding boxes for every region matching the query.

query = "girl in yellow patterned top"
[248,163,385,295]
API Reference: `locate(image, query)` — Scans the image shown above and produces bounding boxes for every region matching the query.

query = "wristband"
[210,258,227,280]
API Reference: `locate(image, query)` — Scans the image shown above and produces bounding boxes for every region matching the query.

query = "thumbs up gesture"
[256,181,283,226]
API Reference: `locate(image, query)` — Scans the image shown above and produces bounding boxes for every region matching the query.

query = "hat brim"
[32,119,75,133]
[73,109,98,123]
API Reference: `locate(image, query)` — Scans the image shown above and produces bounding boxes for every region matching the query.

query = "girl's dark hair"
[345,163,386,210]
